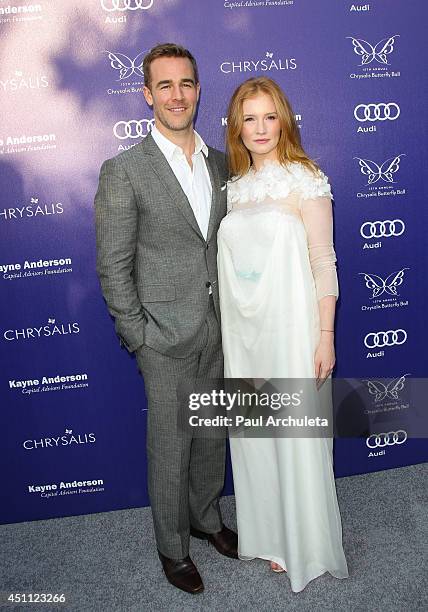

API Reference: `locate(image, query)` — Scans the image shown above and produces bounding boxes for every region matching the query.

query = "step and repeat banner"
[1,0,427,524]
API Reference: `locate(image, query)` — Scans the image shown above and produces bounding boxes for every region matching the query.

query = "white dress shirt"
[151,125,212,240]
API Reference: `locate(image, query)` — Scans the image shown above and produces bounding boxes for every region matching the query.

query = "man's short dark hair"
[143,43,199,89]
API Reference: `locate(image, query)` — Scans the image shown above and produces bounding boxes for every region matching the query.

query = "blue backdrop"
[1,0,427,524]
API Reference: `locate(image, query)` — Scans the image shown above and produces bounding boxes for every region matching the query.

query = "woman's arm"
[315,296,336,383]
[301,195,338,383]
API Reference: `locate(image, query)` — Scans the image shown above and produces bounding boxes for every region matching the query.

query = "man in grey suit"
[95,43,237,594]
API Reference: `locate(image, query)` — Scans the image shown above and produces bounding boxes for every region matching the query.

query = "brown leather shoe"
[157,550,204,594]
[190,524,238,559]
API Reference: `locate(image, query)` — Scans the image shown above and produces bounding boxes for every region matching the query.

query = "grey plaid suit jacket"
[95,133,228,358]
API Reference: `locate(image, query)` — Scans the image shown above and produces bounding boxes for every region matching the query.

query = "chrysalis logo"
[105,51,145,80]
[23,428,96,450]
[0,71,49,93]
[347,35,399,65]
[3,317,80,341]
[358,268,409,298]
[364,374,409,402]
[220,51,297,74]
[354,154,404,185]
[0,196,63,221]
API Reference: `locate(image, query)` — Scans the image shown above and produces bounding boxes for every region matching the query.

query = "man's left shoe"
[190,524,238,559]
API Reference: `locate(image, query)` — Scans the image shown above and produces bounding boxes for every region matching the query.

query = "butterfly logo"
[354,154,404,185]
[105,51,145,81]
[359,268,409,299]
[347,35,399,65]
[47,318,56,324]
[64,429,72,435]
[30,197,39,204]
[364,374,409,402]
[265,52,273,59]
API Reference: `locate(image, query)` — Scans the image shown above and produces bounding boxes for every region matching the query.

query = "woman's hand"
[314,332,335,389]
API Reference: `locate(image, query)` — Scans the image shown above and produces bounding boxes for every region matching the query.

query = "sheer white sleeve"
[301,195,339,301]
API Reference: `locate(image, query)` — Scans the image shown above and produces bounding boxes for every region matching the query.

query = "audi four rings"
[113,119,155,139]
[366,431,407,448]
[101,0,154,10]
[360,219,405,239]
[354,102,400,122]
[364,329,407,348]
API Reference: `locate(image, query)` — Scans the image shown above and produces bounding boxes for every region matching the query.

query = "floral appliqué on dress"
[227,160,333,211]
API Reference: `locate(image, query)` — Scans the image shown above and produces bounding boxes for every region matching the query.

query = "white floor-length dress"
[217,160,349,592]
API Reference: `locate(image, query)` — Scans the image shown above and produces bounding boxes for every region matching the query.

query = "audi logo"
[364,329,407,348]
[100,0,154,11]
[354,102,400,122]
[113,119,154,140]
[360,219,405,239]
[366,430,407,449]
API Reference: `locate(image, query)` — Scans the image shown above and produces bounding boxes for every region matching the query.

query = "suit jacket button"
[205,281,211,288]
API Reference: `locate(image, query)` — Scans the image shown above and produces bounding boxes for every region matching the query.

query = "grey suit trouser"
[136,297,225,559]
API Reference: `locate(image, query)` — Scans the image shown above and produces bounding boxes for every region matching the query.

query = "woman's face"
[240,93,281,165]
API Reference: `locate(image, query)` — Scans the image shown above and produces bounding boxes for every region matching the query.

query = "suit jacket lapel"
[205,150,221,243]
[142,134,204,240]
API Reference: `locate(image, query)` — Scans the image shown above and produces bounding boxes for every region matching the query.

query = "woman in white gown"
[217,77,348,592]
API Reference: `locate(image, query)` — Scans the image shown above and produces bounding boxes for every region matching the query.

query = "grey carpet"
[0,463,427,612]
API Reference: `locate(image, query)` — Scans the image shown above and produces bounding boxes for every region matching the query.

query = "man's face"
[143,57,200,134]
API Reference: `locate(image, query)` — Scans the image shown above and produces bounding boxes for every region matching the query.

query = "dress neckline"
[251,159,281,172]
[227,160,332,205]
